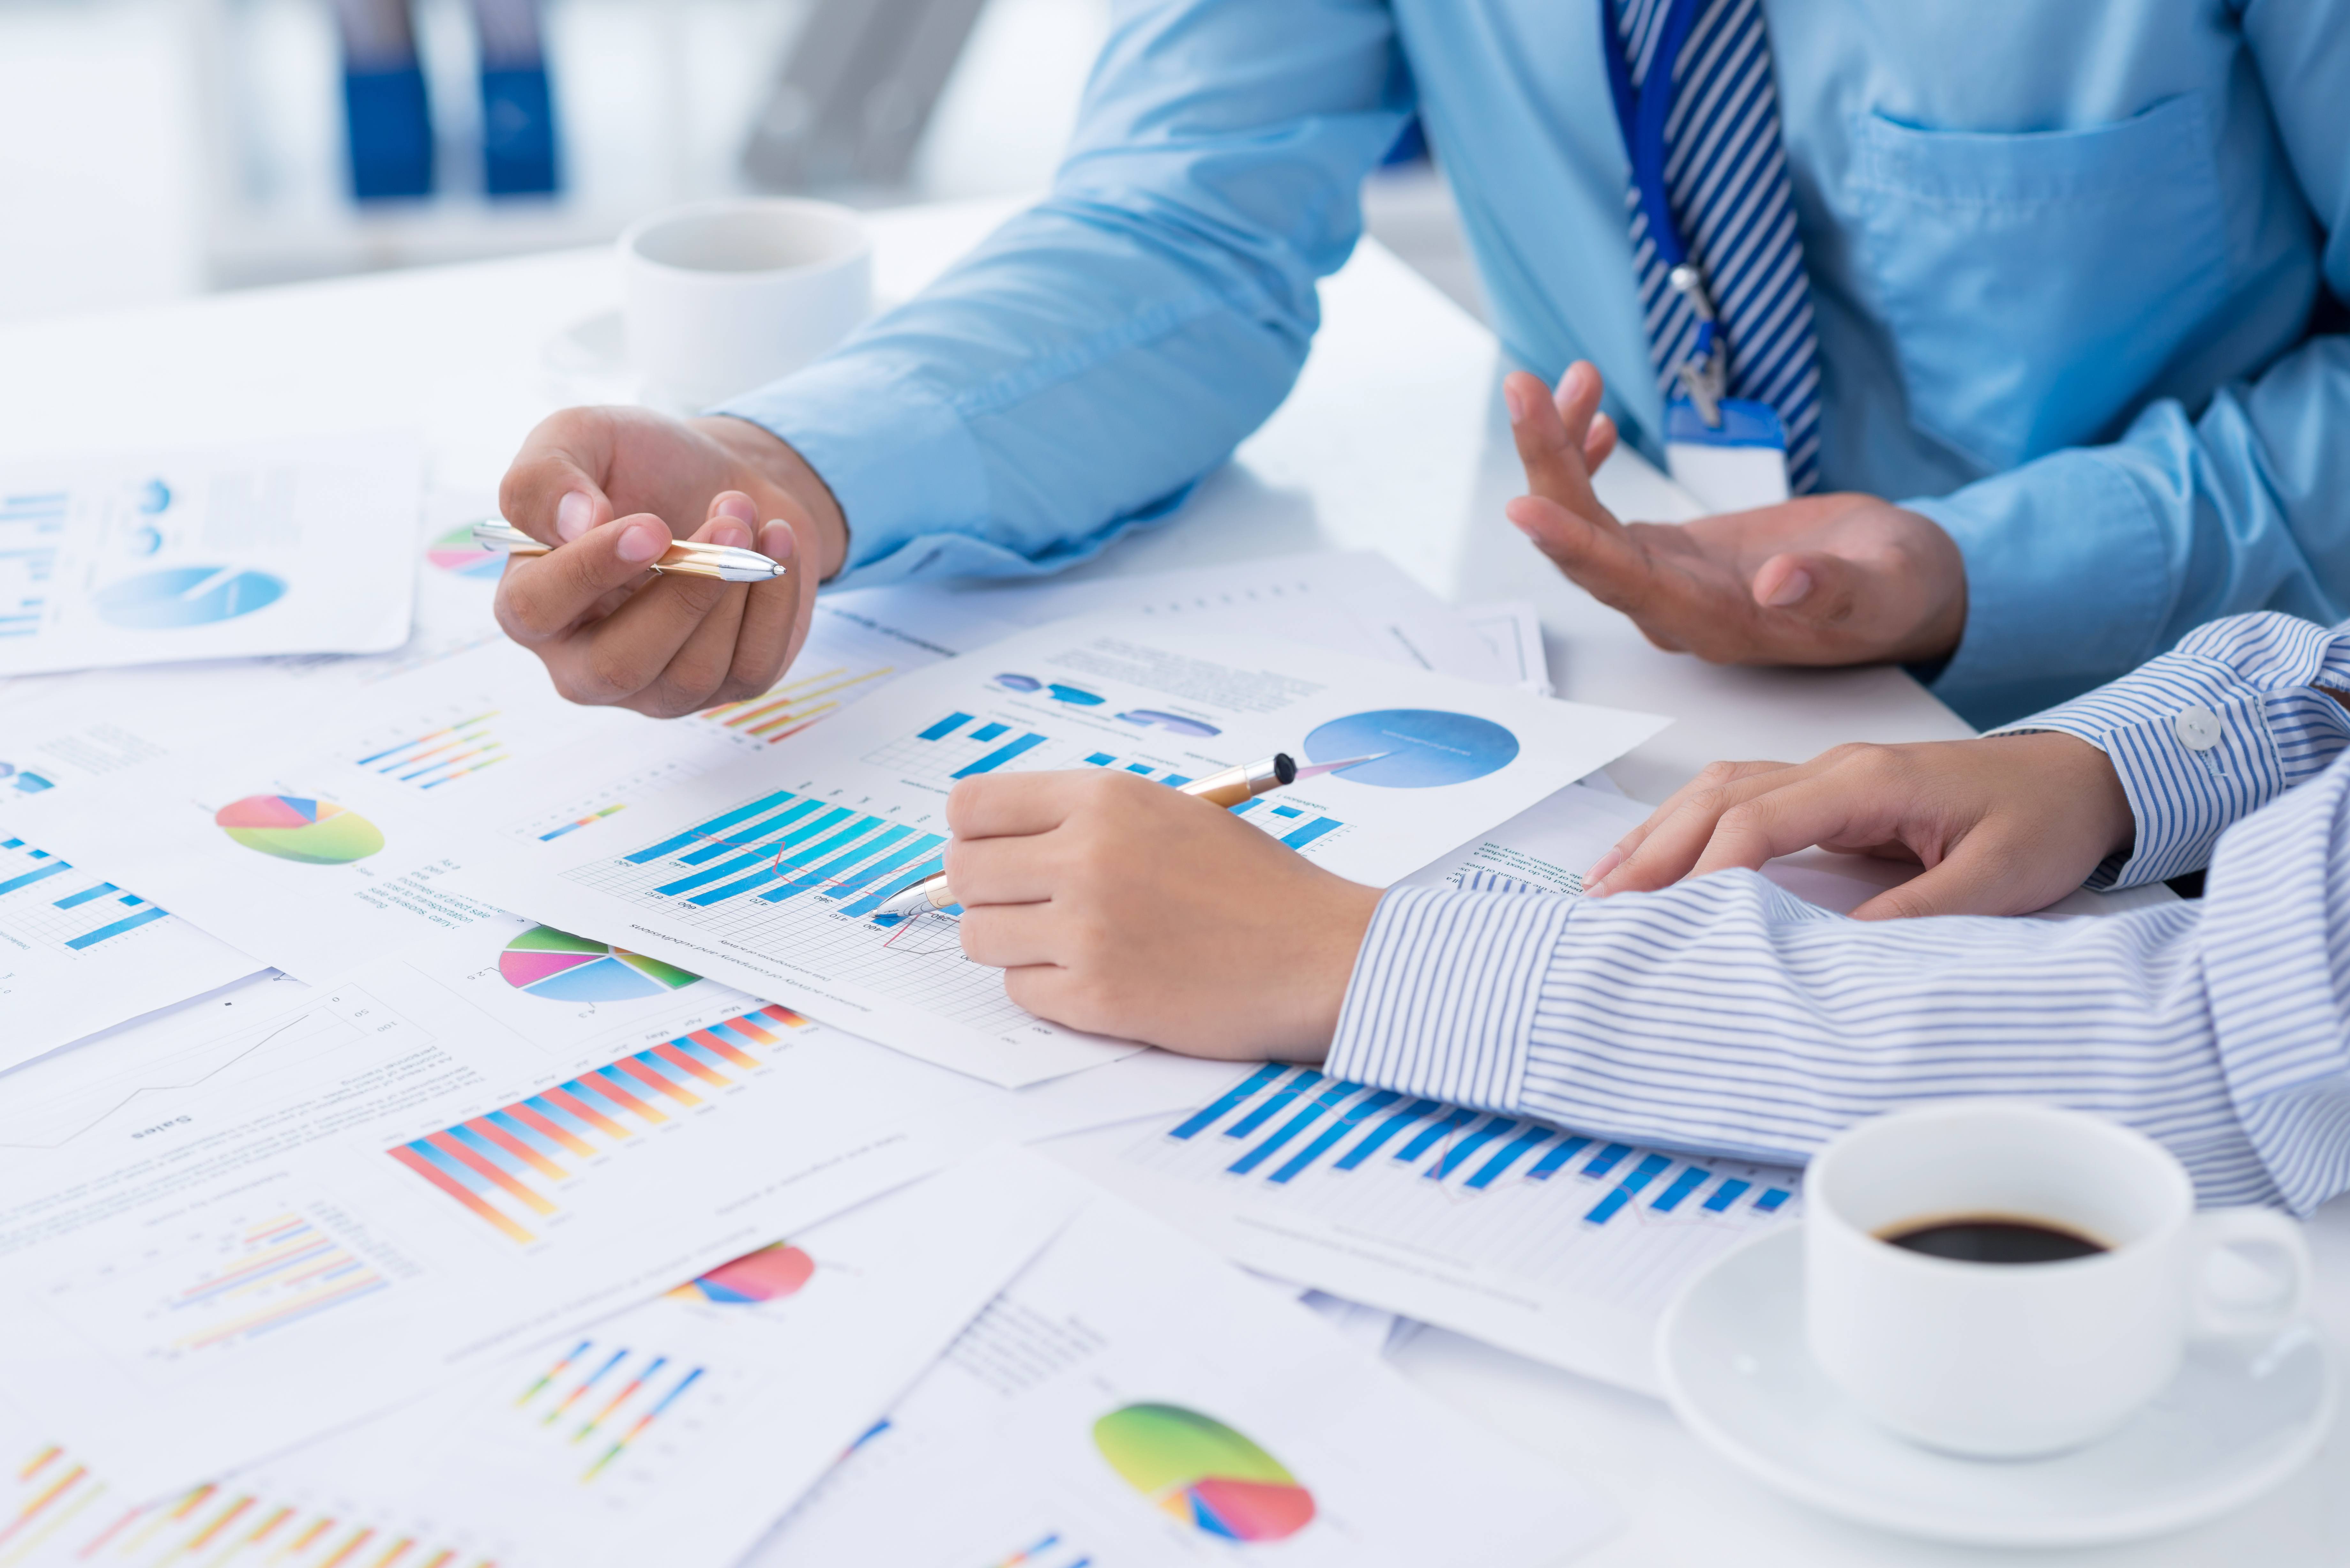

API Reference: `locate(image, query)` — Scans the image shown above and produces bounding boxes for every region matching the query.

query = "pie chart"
[1093,1404,1315,1542]
[498,924,700,1001]
[668,1243,815,1304]
[94,566,287,629]
[427,523,506,581]
[215,795,384,864]
[1303,708,1519,788]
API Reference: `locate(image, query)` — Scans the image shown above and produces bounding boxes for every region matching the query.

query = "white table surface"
[4,196,2342,1565]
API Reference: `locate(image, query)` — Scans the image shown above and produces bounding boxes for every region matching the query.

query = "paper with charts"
[0,1151,1079,1568]
[0,916,1043,1497]
[460,618,1666,1086]
[0,434,419,675]
[0,825,262,1070]
[1050,1061,1804,1394]
[751,1186,1618,1568]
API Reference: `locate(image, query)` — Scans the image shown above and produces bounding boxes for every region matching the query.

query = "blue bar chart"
[0,834,177,952]
[1093,1065,1804,1325]
[0,489,64,640]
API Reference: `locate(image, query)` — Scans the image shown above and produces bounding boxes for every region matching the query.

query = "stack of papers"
[0,432,1761,1568]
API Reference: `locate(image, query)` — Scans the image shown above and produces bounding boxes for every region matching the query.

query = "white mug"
[619,198,873,408]
[1805,1102,2310,1459]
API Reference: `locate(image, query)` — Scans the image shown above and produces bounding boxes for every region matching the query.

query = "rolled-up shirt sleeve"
[1329,752,2350,1211]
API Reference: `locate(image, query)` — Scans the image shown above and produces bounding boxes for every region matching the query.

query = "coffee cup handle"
[2185,1208,2312,1339]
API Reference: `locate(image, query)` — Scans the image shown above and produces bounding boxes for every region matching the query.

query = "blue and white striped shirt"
[1328,612,2350,1213]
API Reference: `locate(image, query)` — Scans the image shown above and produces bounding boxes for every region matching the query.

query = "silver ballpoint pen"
[873,751,1376,920]
[471,518,789,583]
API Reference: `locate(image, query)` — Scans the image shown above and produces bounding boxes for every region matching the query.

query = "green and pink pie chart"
[498,924,700,1002]
[1093,1403,1316,1542]
[215,795,385,863]
[426,523,506,581]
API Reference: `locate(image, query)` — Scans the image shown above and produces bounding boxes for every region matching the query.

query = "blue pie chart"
[1303,709,1520,789]
[93,566,286,629]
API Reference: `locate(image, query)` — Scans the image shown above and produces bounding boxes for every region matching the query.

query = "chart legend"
[387,1004,809,1241]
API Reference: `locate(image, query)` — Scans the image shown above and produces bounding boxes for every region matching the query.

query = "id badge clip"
[1664,395,1791,515]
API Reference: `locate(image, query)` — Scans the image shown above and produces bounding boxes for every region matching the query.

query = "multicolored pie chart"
[215,795,385,864]
[668,1243,816,1305]
[426,522,506,581]
[1093,1404,1315,1543]
[498,924,700,1002]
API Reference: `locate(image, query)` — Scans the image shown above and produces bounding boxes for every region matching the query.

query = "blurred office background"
[0,0,1482,325]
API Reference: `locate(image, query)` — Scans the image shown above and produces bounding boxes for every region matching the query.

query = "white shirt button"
[2174,705,2223,751]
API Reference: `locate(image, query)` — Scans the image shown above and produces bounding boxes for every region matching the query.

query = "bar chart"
[594,787,950,922]
[0,488,63,640]
[697,662,897,745]
[1106,1065,1800,1319]
[158,1212,391,1356]
[388,1004,808,1243]
[356,711,508,789]
[867,712,1054,788]
[511,1339,710,1483]
[0,835,178,953]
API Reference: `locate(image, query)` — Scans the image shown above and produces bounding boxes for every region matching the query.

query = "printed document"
[0,435,420,675]
[455,619,1667,1086]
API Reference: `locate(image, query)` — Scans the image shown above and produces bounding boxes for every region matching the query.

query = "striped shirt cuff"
[1327,883,1580,1114]
[1992,612,2350,888]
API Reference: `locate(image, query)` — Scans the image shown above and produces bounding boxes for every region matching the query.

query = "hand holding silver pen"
[472,518,790,583]
[874,751,1374,919]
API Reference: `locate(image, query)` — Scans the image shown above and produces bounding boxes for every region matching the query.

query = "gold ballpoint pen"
[873,750,1376,920]
[471,518,790,583]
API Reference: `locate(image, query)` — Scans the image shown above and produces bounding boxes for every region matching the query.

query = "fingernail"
[1586,848,1624,884]
[708,521,751,550]
[618,521,666,563]
[1583,878,1611,900]
[556,491,594,541]
[714,492,757,525]
[760,520,796,561]
[1763,569,1813,608]
[1504,381,1528,424]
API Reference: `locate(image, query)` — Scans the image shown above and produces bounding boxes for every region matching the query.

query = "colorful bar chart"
[388,1005,807,1242]
[699,663,896,744]
[609,787,948,922]
[538,803,627,841]
[357,712,507,789]
[511,1340,709,1483]
[163,1213,390,1353]
[1166,1066,1795,1223]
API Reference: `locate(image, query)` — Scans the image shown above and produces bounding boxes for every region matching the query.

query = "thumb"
[500,410,618,544]
[1849,844,2015,921]
[1751,550,1868,628]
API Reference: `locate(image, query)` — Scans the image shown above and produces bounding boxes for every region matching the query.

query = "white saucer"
[1656,1227,2334,1547]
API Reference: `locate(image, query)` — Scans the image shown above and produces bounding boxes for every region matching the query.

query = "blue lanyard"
[1599,0,1704,270]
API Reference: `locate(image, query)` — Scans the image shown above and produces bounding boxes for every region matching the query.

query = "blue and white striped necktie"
[1607,0,1822,493]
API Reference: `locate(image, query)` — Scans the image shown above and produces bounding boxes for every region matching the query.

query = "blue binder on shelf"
[473,0,561,196]
[333,0,434,200]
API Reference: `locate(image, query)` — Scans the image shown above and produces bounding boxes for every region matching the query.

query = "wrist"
[694,415,850,581]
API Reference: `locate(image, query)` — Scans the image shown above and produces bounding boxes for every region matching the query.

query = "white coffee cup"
[618,198,872,409]
[1805,1102,2310,1459]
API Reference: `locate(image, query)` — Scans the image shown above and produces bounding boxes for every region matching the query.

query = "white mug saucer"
[1656,1227,2334,1547]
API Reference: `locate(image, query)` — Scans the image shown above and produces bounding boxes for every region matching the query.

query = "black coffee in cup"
[1879,1216,2106,1265]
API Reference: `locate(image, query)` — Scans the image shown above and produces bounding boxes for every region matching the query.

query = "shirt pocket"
[1846,94,2230,474]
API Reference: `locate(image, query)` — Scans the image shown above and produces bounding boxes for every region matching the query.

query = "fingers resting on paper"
[1583,734,2137,921]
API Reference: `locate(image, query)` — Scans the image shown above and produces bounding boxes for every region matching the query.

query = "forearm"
[1911,335,2350,730]
[715,0,1407,589]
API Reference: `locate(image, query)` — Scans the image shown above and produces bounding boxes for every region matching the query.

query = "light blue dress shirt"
[721,0,2350,727]
[1328,610,2350,1213]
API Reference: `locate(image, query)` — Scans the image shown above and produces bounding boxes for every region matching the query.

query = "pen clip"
[471,518,536,552]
